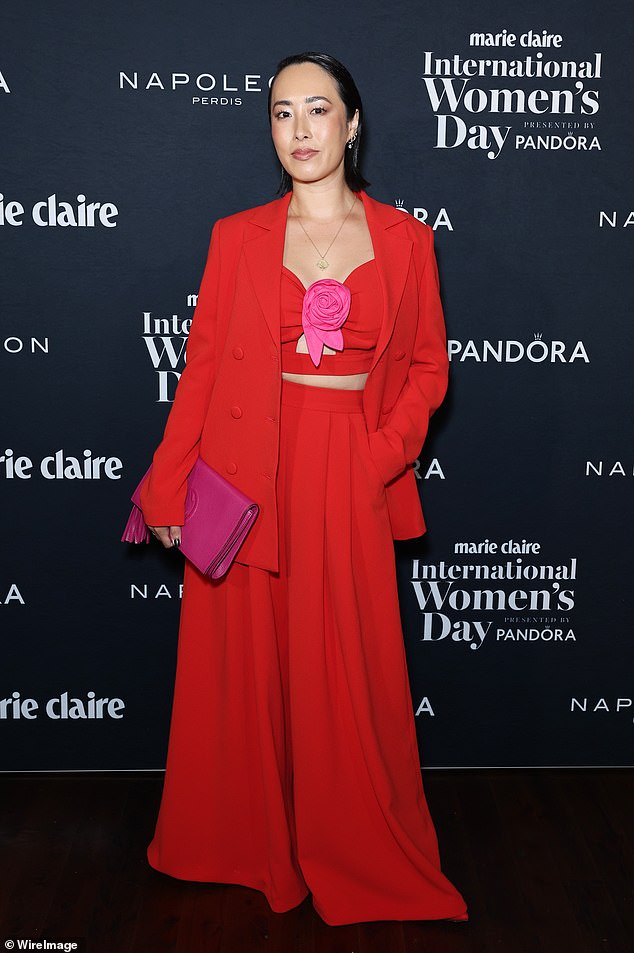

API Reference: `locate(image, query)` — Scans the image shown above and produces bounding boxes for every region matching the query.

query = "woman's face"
[270,61,358,187]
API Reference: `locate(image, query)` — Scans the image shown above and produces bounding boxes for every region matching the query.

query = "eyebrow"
[271,95,333,108]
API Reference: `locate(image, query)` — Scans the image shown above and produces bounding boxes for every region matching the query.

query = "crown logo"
[534,332,543,341]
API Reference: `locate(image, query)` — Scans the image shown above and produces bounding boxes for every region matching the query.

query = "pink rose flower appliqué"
[301,279,352,367]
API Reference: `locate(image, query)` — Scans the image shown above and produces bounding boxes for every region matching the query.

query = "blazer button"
[230,405,243,418]
[226,461,238,474]
[232,346,244,360]
[394,349,406,360]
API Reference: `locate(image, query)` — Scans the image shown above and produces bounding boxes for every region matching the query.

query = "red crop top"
[280,259,382,374]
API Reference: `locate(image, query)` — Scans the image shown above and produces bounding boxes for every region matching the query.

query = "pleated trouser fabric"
[146,377,469,925]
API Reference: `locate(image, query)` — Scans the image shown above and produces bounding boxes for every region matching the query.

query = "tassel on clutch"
[121,457,259,579]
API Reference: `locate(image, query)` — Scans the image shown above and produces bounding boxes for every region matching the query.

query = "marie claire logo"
[1,690,125,720]
[411,538,578,650]
[119,70,271,107]
[0,449,123,480]
[1,193,118,227]
[421,31,602,159]
[142,308,193,402]
[448,334,589,363]
[394,200,454,230]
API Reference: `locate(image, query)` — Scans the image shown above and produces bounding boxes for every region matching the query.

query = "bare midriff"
[281,333,370,390]
[281,371,368,390]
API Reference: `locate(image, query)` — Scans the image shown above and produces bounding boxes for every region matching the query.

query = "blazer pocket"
[366,427,407,486]
[362,429,387,498]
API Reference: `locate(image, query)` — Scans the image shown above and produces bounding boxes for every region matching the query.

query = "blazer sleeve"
[367,224,449,485]
[139,217,223,526]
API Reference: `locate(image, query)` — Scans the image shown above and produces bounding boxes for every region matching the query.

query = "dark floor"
[0,769,632,953]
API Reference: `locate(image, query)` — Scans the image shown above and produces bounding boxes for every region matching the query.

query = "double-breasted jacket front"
[140,189,449,573]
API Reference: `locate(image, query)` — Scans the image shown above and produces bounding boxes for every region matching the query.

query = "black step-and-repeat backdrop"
[2,0,632,770]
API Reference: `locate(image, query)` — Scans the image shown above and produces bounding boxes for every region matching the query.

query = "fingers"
[148,526,183,549]
[149,526,171,548]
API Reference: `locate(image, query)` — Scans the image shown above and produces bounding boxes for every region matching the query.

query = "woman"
[139,51,468,926]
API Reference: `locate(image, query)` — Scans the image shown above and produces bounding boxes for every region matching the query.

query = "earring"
[347,132,357,149]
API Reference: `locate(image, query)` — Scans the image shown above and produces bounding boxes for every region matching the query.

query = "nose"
[294,116,311,140]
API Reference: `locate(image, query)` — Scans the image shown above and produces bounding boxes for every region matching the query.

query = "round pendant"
[317,259,329,270]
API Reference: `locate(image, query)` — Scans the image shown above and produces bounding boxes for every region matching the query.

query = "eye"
[274,109,291,120]
[311,106,327,115]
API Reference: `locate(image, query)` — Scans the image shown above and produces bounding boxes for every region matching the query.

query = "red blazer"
[140,189,449,573]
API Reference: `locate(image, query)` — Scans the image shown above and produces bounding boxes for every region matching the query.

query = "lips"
[292,149,318,159]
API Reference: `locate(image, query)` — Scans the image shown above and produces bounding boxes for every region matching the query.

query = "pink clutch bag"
[120,457,259,579]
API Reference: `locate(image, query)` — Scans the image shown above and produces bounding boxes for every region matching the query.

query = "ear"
[348,108,360,137]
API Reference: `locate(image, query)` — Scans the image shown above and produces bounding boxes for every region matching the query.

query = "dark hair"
[268,51,370,195]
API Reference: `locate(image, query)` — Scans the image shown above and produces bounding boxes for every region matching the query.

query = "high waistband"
[281,377,365,414]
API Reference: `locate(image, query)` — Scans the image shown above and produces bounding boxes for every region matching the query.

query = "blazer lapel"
[242,190,292,350]
[242,188,413,370]
[358,191,413,373]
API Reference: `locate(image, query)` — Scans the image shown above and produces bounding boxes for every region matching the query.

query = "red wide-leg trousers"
[146,378,468,925]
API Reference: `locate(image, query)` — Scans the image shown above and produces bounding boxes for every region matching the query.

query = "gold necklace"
[290,194,358,271]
